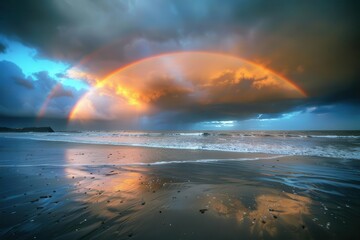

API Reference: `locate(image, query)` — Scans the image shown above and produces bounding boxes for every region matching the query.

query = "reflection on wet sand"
[64,147,157,166]
[64,166,169,211]
[250,193,310,236]
[0,161,356,240]
[55,165,177,238]
[200,190,311,237]
[63,159,314,239]
[1,138,359,239]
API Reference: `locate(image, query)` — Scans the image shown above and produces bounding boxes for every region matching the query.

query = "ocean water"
[2,130,360,160]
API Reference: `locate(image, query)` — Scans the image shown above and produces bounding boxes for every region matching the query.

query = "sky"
[0,0,359,130]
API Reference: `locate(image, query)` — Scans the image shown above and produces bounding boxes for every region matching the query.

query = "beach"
[0,133,360,239]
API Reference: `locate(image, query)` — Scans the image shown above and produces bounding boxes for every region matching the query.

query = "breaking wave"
[1,130,360,159]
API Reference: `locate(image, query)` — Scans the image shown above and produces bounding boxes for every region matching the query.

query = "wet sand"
[0,138,360,239]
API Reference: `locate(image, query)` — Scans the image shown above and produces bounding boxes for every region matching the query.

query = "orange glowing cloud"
[69,51,306,121]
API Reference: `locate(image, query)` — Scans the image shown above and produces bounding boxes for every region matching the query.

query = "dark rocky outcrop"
[0,127,54,132]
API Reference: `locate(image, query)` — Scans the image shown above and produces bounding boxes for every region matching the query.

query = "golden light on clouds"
[69,51,306,121]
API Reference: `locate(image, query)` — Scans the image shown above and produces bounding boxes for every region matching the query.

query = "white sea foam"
[1,131,360,160]
[0,155,287,167]
[145,155,286,165]
[309,135,360,139]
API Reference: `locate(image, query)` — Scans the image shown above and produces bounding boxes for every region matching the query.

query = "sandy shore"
[0,137,359,239]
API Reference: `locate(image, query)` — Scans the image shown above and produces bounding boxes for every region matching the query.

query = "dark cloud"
[14,77,34,89]
[51,86,74,98]
[157,99,308,124]
[0,1,358,86]
[55,72,66,78]
[0,42,6,53]
[0,61,83,118]
[0,0,359,128]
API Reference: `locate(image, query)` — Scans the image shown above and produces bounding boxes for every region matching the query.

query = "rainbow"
[37,84,66,119]
[63,51,307,121]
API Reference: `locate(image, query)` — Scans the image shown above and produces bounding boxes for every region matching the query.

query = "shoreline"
[1,134,359,161]
[0,137,359,239]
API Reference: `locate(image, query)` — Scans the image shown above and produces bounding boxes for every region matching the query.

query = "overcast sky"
[0,0,359,130]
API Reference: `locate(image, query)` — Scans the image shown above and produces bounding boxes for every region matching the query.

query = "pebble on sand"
[199,209,208,214]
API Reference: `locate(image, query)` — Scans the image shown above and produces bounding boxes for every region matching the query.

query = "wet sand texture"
[0,138,359,239]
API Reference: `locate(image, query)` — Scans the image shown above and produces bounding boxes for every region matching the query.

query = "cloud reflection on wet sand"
[204,191,311,237]
[61,160,316,239]
[1,142,358,239]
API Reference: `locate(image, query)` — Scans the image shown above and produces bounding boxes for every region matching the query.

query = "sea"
[2,130,360,160]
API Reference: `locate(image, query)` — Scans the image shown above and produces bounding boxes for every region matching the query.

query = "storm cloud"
[0,0,359,129]
[0,61,83,118]
[0,42,6,53]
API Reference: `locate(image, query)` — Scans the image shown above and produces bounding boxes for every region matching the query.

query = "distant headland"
[0,127,54,132]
